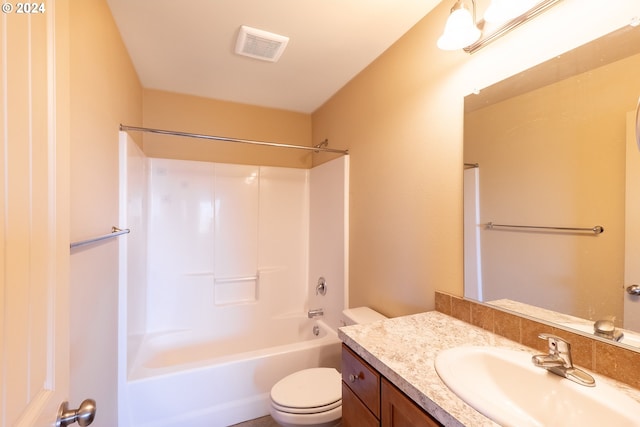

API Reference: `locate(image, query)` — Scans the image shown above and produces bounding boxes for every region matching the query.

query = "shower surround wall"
[144,158,310,334]
[118,133,348,426]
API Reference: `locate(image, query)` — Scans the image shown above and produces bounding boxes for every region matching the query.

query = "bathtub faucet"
[308,308,324,318]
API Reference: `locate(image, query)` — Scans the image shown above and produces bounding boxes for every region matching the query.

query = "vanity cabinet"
[341,344,443,427]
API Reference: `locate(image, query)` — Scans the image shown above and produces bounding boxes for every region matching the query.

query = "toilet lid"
[271,368,342,410]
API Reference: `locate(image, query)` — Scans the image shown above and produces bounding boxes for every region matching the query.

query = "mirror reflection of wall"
[463,23,640,330]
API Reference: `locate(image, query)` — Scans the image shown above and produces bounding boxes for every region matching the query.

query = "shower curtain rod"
[120,124,349,155]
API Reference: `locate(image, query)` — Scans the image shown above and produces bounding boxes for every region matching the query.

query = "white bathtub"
[124,316,342,427]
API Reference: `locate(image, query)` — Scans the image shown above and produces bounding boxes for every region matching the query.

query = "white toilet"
[269,307,387,427]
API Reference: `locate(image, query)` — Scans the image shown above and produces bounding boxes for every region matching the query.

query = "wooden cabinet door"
[342,382,379,427]
[381,378,442,427]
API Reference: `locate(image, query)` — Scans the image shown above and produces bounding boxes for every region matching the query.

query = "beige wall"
[69,0,142,424]
[311,0,639,317]
[465,52,640,321]
[142,89,314,168]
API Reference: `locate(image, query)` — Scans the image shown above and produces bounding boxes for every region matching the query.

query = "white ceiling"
[106,0,442,113]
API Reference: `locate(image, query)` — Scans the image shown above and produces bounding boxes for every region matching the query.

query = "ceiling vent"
[235,25,289,63]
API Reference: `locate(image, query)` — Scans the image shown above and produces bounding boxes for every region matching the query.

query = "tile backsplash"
[435,291,640,389]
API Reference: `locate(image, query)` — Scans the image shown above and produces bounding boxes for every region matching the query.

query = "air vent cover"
[235,25,289,62]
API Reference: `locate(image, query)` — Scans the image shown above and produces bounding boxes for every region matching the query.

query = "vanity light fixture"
[438,0,563,53]
[483,0,537,24]
[437,0,481,51]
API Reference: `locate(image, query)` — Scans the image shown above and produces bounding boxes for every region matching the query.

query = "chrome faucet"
[532,333,595,387]
[308,308,324,318]
[594,318,624,342]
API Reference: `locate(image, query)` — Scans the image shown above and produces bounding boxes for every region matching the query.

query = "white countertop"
[338,311,640,427]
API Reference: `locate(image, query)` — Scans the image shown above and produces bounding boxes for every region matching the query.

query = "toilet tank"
[341,307,387,326]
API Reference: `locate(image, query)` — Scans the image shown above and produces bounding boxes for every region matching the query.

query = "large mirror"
[463,22,640,350]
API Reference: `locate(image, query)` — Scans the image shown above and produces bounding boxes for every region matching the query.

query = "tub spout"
[308,308,324,318]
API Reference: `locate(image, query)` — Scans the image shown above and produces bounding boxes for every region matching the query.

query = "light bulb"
[484,0,537,24]
[437,7,481,50]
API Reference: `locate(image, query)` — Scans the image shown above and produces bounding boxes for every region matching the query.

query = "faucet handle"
[538,333,571,356]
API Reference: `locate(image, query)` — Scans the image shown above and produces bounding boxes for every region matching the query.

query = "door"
[624,108,640,330]
[1,0,72,425]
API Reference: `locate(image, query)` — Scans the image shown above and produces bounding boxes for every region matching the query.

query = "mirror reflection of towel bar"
[486,222,604,234]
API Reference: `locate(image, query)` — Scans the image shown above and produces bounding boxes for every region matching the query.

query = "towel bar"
[486,222,603,234]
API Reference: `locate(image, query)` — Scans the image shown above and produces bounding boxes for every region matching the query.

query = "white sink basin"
[435,346,640,427]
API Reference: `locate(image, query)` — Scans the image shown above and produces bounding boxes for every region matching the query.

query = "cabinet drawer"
[342,344,380,418]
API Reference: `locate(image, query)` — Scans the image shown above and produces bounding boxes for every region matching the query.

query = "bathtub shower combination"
[126,316,341,427]
[118,132,349,427]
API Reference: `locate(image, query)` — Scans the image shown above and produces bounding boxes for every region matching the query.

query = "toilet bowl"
[269,307,387,427]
